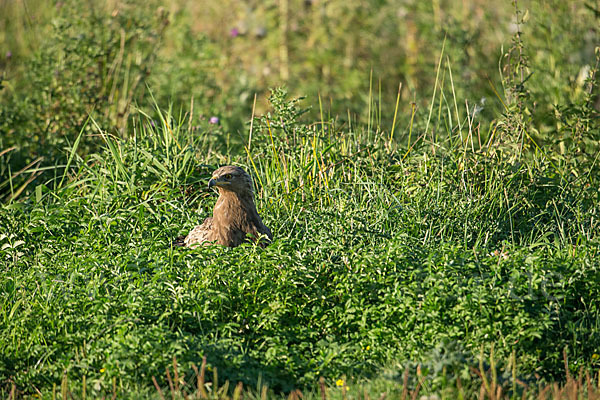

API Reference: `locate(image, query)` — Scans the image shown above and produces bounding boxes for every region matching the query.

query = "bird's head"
[208,165,254,196]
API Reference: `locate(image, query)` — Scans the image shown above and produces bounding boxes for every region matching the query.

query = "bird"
[178,165,272,248]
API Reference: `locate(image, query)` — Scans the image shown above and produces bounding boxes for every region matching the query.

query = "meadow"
[1,0,600,398]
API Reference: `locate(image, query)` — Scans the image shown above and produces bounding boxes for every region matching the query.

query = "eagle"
[179,165,272,248]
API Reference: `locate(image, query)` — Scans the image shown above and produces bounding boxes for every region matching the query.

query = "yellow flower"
[336,379,344,387]
[365,345,371,351]
[100,368,106,373]
[592,353,600,360]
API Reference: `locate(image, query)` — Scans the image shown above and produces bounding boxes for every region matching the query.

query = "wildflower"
[209,116,219,124]
[230,28,239,38]
[336,379,344,387]
[100,368,105,373]
[488,250,508,260]
[5,51,12,59]
[365,345,371,351]
[593,353,600,361]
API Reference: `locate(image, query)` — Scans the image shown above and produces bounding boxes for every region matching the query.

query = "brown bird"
[181,165,272,248]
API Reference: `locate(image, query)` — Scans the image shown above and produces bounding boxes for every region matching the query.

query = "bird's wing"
[253,221,271,239]
[255,223,273,247]
[184,217,214,248]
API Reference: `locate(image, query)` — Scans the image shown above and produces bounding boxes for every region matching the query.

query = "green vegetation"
[1,0,599,398]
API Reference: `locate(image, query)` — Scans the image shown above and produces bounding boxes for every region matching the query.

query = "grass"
[1,0,600,398]
[1,84,600,397]
[6,353,600,399]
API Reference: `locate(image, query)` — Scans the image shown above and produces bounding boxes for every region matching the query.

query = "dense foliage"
[1,0,599,398]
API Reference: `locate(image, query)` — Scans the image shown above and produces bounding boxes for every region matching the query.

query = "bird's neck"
[213,190,258,223]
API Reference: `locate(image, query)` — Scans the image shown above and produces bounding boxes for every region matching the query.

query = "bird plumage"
[182,166,272,248]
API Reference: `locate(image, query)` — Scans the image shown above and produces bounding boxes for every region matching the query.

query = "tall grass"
[1,82,599,396]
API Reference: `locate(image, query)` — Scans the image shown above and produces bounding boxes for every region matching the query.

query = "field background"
[1,0,600,398]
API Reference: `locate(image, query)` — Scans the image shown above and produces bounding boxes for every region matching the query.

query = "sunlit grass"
[1,0,599,398]
[1,86,599,397]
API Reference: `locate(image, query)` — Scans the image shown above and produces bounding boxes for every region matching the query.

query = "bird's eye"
[225,174,232,180]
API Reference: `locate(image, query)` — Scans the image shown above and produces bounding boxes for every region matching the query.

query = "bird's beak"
[208,176,232,188]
